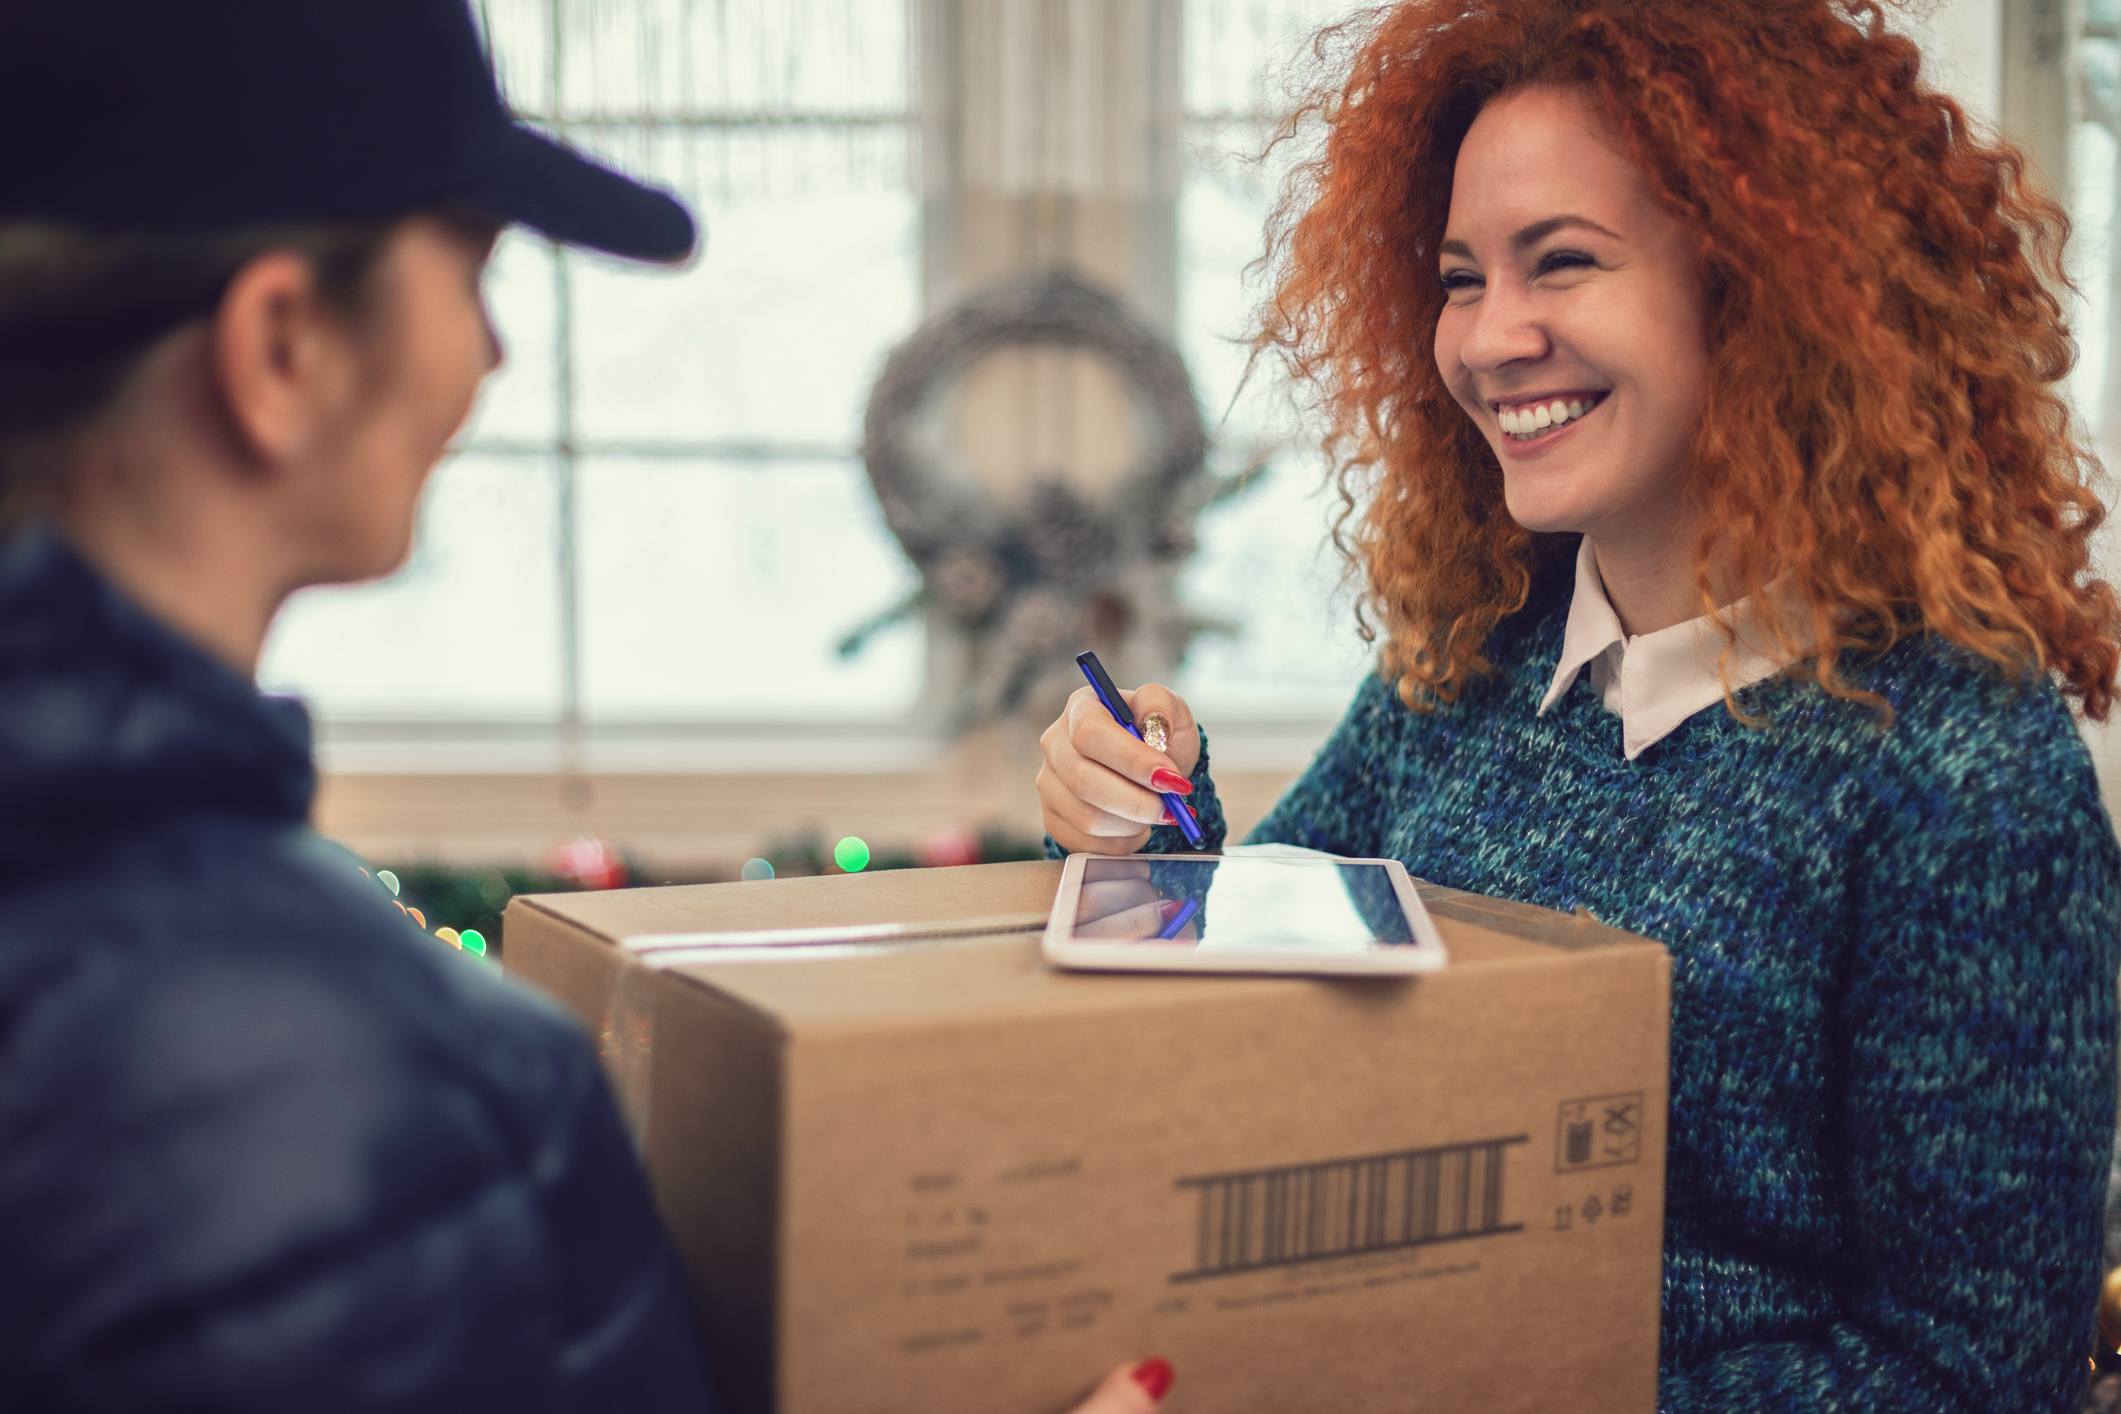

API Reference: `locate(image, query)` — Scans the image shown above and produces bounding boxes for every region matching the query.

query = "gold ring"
[1139,711,1171,754]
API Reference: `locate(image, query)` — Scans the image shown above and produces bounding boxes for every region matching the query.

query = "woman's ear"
[206,250,344,475]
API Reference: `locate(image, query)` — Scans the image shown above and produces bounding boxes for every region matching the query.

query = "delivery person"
[0,2,1169,1409]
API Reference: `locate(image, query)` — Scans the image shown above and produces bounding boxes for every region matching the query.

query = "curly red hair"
[1256,0,2121,719]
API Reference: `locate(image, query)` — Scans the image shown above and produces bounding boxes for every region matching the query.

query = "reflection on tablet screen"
[1073,857,1417,952]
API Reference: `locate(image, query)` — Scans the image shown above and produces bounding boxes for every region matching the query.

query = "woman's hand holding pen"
[1038,680,1201,854]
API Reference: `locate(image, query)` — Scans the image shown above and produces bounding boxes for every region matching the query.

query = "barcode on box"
[1172,1135,1528,1281]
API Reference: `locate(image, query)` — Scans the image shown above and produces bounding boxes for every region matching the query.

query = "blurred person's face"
[289,213,500,586]
[1433,85,1710,554]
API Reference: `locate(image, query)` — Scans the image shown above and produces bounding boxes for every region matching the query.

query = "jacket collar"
[0,526,314,877]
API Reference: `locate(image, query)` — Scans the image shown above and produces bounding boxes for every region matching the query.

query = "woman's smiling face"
[1434,85,1711,554]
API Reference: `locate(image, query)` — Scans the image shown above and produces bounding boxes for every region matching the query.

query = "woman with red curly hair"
[1038,0,2121,1406]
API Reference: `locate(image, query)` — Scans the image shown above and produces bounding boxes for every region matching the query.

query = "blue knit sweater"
[1124,572,2121,1412]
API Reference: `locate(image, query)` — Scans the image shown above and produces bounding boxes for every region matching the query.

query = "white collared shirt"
[1536,537,1788,759]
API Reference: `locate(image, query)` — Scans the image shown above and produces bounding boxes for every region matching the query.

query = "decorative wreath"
[847,268,1234,723]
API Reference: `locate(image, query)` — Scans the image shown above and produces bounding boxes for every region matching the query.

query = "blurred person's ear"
[207,249,361,477]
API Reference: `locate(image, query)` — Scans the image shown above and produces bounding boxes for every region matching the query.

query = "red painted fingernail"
[1131,1358,1175,1401]
[1149,768,1192,795]
[1158,899,1183,922]
[1159,808,1176,826]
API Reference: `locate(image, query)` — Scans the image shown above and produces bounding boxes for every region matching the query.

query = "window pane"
[577,456,921,717]
[567,126,918,448]
[2077,22,2120,588]
[1179,122,1299,445]
[1184,0,1362,115]
[2076,33,2118,436]
[1174,463,1373,715]
[1177,2,1376,718]
[556,0,908,116]
[259,454,563,719]
[474,0,554,116]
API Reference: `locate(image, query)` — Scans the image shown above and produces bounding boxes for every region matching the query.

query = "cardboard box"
[505,861,1670,1414]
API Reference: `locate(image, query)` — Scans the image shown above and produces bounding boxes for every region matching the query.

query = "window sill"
[310,717,1335,873]
[311,715,1337,776]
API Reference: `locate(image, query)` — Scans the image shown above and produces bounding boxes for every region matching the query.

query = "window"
[1172,0,1374,720]
[259,0,926,728]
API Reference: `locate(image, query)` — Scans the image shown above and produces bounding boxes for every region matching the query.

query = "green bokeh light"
[459,929,488,956]
[740,857,775,881]
[833,836,870,873]
[376,869,401,897]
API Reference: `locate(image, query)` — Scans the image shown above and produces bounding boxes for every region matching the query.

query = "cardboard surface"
[507,862,1670,1414]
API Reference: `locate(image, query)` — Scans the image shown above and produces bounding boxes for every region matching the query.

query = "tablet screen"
[1070,856,1420,954]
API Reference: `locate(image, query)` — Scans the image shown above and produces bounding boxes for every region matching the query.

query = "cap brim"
[465,123,698,264]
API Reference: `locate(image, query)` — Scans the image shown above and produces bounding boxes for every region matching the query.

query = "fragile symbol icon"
[1555,1092,1644,1173]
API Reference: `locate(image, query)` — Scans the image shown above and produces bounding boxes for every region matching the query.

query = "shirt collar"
[1537,536,1792,760]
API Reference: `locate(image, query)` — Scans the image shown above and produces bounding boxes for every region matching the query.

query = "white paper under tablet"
[1065,855,1431,955]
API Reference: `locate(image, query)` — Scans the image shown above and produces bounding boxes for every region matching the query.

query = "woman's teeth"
[1498,397,1597,439]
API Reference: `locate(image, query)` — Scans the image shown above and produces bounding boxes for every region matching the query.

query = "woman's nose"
[1457,280,1548,373]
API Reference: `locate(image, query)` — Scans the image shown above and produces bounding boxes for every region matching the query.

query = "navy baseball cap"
[0,0,696,263]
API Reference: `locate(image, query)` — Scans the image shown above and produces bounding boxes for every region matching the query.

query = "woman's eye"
[1532,249,1597,277]
[1439,269,1483,292]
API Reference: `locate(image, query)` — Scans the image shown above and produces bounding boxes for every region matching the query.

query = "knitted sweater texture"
[1129,575,2121,1413]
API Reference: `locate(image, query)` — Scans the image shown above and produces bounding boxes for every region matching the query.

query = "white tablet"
[1043,852,1448,976]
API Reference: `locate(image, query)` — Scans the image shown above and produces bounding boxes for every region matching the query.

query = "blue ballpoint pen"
[1074,650,1206,848]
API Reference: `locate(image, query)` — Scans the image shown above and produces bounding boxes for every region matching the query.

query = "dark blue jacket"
[0,530,717,1412]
